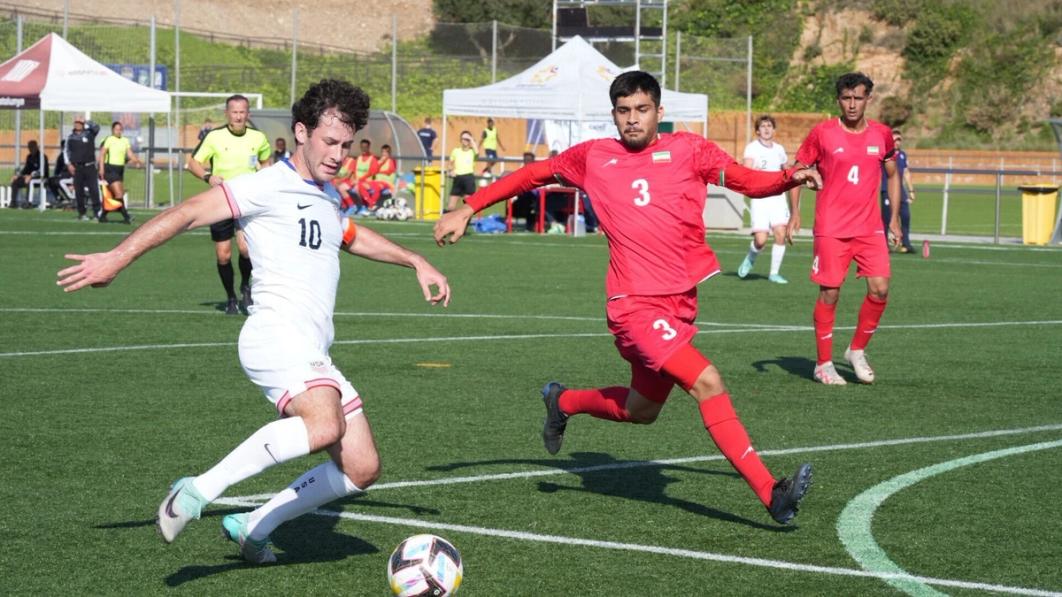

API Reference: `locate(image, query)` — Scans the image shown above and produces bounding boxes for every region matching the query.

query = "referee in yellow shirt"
[187,94,272,315]
[98,121,142,224]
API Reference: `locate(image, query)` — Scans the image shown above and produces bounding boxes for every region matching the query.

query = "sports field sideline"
[1,209,1060,595]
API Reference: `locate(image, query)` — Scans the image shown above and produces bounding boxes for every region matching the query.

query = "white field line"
[211,499,1062,596]
[3,315,1062,358]
[229,423,1062,498]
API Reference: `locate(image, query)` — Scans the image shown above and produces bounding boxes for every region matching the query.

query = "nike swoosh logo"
[741,446,755,460]
[297,203,312,210]
[164,490,180,518]
[264,443,279,464]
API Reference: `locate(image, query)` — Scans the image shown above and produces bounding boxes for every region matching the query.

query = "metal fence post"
[674,31,681,91]
[940,157,951,236]
[14,16,21,173]
[994,170,1002,244]
[391,15,398,113]
[290,9,298,109]
[491,20,498,84]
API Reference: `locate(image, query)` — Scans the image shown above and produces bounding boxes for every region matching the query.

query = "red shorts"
[607,289,699,373]
[810,234,891,287]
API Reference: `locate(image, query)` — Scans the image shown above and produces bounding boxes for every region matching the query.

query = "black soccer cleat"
[239,285,253,311]
[541,382,570,455]
[768,463,813,524]
[224,297,239,316]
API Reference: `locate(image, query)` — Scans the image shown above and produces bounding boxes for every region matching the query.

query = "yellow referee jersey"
[101,135,132,166]
[192,125,271,181]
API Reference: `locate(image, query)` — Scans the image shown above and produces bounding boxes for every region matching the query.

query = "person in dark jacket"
[64,116,102,221]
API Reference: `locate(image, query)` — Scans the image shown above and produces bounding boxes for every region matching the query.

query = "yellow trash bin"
[413,167,442,221]
[1018,183,1059,245]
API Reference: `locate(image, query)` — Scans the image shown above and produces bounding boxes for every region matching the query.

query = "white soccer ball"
[387,534,463,596]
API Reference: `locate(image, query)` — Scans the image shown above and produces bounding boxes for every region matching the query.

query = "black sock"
[217,261,236,299]
[238,256,252,290]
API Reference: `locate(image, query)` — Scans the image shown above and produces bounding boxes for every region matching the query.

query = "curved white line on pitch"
[837,438,1062,596]
[206,504,1062,595]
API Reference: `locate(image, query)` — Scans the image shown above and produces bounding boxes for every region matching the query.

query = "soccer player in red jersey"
[786,72,901,386]
[434,71,819,525]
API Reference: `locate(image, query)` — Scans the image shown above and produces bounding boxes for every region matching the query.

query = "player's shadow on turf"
[428,452,790,532]
[197,300,236,314]
[751,356,820,380]
[163,507,381,586]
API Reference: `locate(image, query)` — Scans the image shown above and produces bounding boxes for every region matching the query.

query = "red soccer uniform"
[549,132,733,299]
[795,118,895,238]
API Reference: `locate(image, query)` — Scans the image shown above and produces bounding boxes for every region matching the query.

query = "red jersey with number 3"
[551,132,734,298]
[795,118,895,238]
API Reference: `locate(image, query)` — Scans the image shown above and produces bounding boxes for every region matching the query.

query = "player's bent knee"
[343,455,381,490]
[688,367,726,401]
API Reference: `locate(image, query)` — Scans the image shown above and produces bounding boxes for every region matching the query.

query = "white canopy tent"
[0,33,170,210]
[440,36,708,220]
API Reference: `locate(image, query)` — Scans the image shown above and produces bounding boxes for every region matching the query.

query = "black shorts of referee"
[450,173,477,197]
[102,164,125,184]
[210,219,238,242]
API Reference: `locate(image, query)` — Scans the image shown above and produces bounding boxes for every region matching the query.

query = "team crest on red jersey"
[652,151,671,164]
[867,146,880,155]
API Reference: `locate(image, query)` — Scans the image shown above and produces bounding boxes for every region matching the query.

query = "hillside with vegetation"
[5,0,1060,150]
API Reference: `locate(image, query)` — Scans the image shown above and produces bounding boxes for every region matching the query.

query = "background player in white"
[57,79,451,564]
[737,115,790,284]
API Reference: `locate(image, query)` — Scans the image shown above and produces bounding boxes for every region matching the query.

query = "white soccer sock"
[246,460,363,541]
[192,417,310,502]
[770,243,786,275]
[746,240,761,263]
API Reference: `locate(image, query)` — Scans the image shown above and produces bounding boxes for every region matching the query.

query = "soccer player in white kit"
[737,115,790,284]
[57,79,451,564]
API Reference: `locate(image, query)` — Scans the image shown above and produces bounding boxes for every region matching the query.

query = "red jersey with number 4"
[795,118,895,238]
[551,132,733,298]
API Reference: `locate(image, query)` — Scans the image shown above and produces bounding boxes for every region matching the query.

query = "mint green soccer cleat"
[156,477,208,543]
[768,274,789,284]
[737,256,753,279]
[222,513,277,565]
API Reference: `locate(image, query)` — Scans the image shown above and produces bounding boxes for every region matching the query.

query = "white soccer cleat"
[813,362,848,385]
[844,347,875,383]
[156,477,207,543]
[222,513,277,565]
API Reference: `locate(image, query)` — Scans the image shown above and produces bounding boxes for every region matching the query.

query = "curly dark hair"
[835,72,874,97]
[290,79,370,139]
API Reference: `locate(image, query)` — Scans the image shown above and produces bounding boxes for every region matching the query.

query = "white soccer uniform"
[223,161,362,418]
[743,140,790,231]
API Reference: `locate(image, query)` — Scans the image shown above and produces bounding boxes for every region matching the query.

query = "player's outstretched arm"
[57,186,233,292]
[344,225,451,307]
[434,159,557,246]
[721,162,821,198]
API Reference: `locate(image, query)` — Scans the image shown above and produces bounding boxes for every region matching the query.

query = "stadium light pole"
[175,0,181,206]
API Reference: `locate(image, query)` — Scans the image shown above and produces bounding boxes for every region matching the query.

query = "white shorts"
[238,313,363,419]
[749,195,790,232]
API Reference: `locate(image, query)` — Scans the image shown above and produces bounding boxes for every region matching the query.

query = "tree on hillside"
[433,0,551,28]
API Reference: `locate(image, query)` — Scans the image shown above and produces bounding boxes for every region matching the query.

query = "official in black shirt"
[64,116,102,221]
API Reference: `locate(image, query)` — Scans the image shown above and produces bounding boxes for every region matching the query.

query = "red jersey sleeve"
[689,135,736,185]
[794,125,822,167]
[549,140,595,188]
[464,160,556,212]
[880,123,897,161]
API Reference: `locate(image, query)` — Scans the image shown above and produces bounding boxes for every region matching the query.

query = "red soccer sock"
[558,387,632,422]
[813,299,838,365]
[698,393,775,506]
[850,294,887,350]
